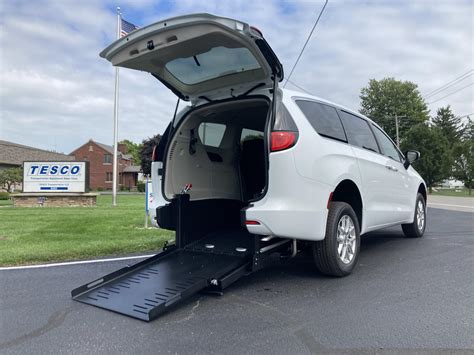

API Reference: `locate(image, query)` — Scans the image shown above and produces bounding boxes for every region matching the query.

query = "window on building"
[338,111,379,153]
[89,145,94,152]
[295,100,347,142]
[198,122,226,147]
[371,125,402,162]
[83,156,89,161]
[105,172,113,182]
[104,154,112,164]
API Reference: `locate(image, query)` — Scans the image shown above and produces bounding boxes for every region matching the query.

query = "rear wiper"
[238,82,266,97]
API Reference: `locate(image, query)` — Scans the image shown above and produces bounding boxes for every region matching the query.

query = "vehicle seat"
[240,138,265,200]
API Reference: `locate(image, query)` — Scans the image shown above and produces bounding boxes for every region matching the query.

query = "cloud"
[0,0,472,154]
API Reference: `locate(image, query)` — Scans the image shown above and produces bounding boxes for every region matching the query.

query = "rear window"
[198,122,226,147]
[338,111,379,153]
[295,100,346,142]
[165,46,261,85]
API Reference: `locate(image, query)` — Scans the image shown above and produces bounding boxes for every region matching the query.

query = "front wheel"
[312,202,360,277]
[402,193,426,238]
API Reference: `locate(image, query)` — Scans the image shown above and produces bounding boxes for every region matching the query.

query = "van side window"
[295,100,347,142]
[198,122,226,147]
[371,125,402,162]
[338,111,379,153]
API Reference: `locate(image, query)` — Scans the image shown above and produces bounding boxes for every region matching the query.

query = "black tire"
[312,202,360,277]
[402,193,426,238]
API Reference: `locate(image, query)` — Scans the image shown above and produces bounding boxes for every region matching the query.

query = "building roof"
[71,139,132,161]
[123,165,141,173]
[0,140,75,166]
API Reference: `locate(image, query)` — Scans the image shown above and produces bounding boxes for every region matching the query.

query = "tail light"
[151,145,157,161]
[271,131,298,152]
[245,220,261,225]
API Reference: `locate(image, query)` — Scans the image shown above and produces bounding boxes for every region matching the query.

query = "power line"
[286,79,315,95]
[283,0,328,88]
[427,82,474,105]
[456,113,473,119]
[424,69,473,99]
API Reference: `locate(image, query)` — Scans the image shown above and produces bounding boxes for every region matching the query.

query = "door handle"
[385,165,398,172]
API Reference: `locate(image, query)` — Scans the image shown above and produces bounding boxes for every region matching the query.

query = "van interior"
[160,97,270,246]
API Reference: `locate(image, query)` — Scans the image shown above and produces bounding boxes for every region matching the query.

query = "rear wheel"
[312,202,360,277]
[402,193,426,238]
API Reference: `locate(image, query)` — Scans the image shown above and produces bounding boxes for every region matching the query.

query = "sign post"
[144,176,149,228]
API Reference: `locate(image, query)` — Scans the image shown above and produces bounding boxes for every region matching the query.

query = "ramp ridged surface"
[73,250,246,321]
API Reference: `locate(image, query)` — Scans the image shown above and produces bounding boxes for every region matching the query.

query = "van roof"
[282,88,380,128]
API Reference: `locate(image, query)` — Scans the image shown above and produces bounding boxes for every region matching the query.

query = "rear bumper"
[244,205,328,241]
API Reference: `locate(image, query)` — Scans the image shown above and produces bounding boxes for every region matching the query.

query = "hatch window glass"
[295,100,346,141]
[198,122,226,147]
[338,111,379,153]
[165,46,261,85]
[372,125,402,162]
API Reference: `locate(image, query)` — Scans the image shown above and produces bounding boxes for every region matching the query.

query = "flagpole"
[112,6,121,206]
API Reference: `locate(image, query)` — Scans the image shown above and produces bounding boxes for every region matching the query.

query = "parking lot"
[1,206,473,354]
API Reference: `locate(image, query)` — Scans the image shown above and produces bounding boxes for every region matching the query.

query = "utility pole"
[386,114,407,148]
[395,114,400,148]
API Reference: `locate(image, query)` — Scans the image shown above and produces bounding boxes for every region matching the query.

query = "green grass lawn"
[431,188,473,197]
[0,199,13,206]
[0,195,173,266]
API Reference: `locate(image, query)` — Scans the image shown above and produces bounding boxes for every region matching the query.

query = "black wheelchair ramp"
[72,246,251,321]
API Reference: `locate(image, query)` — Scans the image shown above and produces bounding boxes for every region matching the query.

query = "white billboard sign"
[23,162,89,193]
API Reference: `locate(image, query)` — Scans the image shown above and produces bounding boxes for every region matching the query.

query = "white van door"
[100,14,283,102]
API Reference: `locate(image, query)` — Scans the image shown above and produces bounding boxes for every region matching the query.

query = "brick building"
[0,140,75,191]
[70,139,140,190]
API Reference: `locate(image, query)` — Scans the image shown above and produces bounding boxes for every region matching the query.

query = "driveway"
[1,207,473,354]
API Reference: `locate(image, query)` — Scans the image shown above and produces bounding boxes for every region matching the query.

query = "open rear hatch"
[100,13,283,102]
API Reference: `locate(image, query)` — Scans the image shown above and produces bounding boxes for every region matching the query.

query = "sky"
[0,0,472,154]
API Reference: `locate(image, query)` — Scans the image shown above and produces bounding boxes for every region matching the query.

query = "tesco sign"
[23,162,89,193]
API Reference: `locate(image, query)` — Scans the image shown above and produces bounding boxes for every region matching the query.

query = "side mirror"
[404,150,420,169]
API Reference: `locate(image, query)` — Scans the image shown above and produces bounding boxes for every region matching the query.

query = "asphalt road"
[1,207,473,354]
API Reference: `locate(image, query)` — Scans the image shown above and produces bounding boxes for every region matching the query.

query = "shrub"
[96,187,104,192]
[137,182,145,192]
[0,191,10,200]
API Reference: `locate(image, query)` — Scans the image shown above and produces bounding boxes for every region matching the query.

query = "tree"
[451,118,473,195]
[119,139,142,165]
[0,167,23,192]
[140,134,162,176]
[432,105,463,146]
[452,139,473,195]
[360,78,430,142]
[401,124,451,193]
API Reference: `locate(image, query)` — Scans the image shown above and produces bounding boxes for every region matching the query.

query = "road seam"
[0,254,155,271]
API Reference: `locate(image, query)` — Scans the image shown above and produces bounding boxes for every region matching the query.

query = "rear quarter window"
[295,100,347,142]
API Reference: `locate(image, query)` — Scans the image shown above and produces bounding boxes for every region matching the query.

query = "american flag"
[120,18,139,37]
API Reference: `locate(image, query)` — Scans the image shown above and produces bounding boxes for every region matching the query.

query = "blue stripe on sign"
[56,187,68,190]
[40,187,51,190]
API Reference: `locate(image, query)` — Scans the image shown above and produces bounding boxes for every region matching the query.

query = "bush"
[96,187,104,192]
[0,192,10,200]
[137,182,145,192]
[120,185,130,192]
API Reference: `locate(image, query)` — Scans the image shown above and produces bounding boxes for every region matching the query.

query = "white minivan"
[101,13,427,276]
